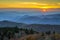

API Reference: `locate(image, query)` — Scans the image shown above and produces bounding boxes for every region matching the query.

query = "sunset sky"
[0,0,60,8]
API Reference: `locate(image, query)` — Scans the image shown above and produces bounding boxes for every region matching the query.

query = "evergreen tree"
[46,31,51,35]
[41,32,44,36]
[25,29,29,35]
[14,26,19,33]
[53,31,55,34]
[30,28,34,34]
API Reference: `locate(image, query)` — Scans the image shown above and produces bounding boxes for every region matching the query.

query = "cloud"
[0,0,60,8]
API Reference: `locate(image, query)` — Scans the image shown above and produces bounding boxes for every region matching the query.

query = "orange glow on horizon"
[42,9,47,12]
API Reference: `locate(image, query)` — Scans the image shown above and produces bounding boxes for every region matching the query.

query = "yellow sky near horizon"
[0,2,60,8]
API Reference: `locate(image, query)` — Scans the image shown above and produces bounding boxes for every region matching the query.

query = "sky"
[0,0,60,8]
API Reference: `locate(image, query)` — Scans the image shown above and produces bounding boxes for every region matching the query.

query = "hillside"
[0,20,60,33]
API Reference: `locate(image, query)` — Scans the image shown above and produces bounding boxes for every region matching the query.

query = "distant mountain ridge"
[0,20,60,32]
[16,13,60,24]
[0,20,27,27]
[0,13,60,24]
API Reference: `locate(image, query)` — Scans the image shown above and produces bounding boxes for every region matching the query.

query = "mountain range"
[16,13,60,25]
[0,20,60,33]
[0,11,60,24]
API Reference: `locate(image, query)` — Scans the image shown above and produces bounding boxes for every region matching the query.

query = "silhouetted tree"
[30,28,34,34]
[25,29,29,35]
[53,31,55,34]
[41,32,44,36]
[45,31,51,35]
[14,26,19,33]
